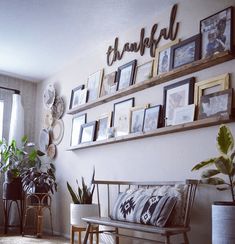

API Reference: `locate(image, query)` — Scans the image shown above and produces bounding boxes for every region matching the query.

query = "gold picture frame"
[134,61,153,84]
[194,73,230,105]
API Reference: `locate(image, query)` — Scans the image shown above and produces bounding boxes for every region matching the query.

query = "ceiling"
[0,0,177,82]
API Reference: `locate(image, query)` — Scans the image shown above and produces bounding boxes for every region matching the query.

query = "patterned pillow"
[110,190,177,227]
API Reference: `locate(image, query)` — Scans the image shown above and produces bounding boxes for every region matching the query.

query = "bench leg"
[83,224,91,244]
[115,228,119,244]
[165,235,170,244]
[183,232,189,244]
[70,226,74,244]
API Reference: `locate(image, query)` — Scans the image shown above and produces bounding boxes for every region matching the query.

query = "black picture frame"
[143,105,162,133]
[79,121,97,144]
[116,59,137,91]
[163,77,195,126]
[200,6,233,58]
[69,85,85,109]
[170,34,201,70]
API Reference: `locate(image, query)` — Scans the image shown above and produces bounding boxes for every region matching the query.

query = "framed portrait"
[116,60,137,91]
[79,121,97,144]
[87,69,104,102]
[198,89,232,120]
[113,98,134,137]
[143,105,162,133]
[200,7,233,58]
[96,113,112,141]
[69,85,87,109]
[163,77,195,126]
[194,73,229,105]
[172,104,195,126]
[153,39,180,76]
[100,71,117,97]
[170,34,201,70]
[130,105,149,133]
[70,113,86,146]
[134,61,153,84]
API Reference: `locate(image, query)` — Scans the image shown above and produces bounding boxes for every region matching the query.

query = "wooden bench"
[82,179,198,244]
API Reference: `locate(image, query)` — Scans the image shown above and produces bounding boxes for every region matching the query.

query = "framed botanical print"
[200,7,233,58]
[130,105,149,133]
[163,77,195,126]
[116,60,137,91]
[70,113,86,146]
[96,113,112,141]
[69,85,87,109]
[100,71,117,97]
[143,105,162,133]
[87,69,104,102]
[79,121,97,144]
[134,61,153,84]
[170,34,201,70]
[113,98,134,137]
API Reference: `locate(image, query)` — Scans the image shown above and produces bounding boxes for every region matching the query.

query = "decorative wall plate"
[44,110,54,128]
[43,83,56,109]
[52,96,65,119]
[39,128,50,153]
[47,143,56,159]
[51,119,64,145]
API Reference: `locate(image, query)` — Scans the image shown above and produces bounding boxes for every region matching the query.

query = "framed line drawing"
[70,113,86,146]
[143,105,162,133]
[96,113,112,141]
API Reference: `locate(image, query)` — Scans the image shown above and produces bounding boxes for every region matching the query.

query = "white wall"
[35,0,235,243]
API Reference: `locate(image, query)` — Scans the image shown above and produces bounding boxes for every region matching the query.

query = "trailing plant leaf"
[215,156,233,175]
[217,186,230,191]
[200,177,225,185]
[201,169,220,178]
[217,124,234,154]
[191,158,217,171]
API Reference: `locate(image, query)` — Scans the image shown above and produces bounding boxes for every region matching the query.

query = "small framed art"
[143,105,162,133]
[70,113,86,146]
[200,7,233,58]
[69,85,87,109]
[79,121,97,144]
[170,34,201,70]
[130,105,149,133]
[87,69,104,102]
[96,113,112,141]
[163,77,195,126]
[100,71,117,97]
[135,61,153,84]
[198,89,232,119]
[116,60,137,91]
[172,104,195,125]
[113,98,134,137]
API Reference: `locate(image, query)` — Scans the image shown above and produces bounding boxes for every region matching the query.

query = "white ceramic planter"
[70,203,99,227]
[212,202,235,244]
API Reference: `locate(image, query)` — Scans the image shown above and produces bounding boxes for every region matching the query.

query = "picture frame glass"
[87,70,103,102]
[100,72,117,97]
[71,114,86,146]
[81,125,95,143]
[158,47,171,75]
[130,108,145,133]
[97,114,111,141]
[143,106,160,132]
[135,61,153,84]
[172,104,195,125]
[118,65,133,90]
[72,88,87,108]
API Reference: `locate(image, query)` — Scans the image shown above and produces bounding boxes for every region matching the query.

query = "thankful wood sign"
[106,4,179,66]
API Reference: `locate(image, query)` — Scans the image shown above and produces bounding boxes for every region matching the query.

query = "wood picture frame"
[170,34,201,70]
[87,69,104,102]
[134,61,153,84]
[69,85,86,109]
[70,113,86,146]
[143,105,162,132]
[116,60,137,91]
[200,6,233,58]
[79,121,97,144]
[113,98,134,137]
[153,38,180,76]
[194,73,230,106]
[96,113,112,141]
[172,104,195,125]
[99,71,117,97]
[198,89,232,119]
[163,77,195,126]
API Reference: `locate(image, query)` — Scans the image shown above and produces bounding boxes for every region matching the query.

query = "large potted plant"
[67,169,99,227]
[192,124,235,244]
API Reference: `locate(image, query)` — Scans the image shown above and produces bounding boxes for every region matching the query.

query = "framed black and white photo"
[134,61,153,84]
[113,98,134,137]
[172,104,195,125]
[170,34,201,70]
[143,105,161,133]
[130,105,149,133]
[200,7,233,58]
[163,77,195,126]
[116,60,137,91]
[96,113,112,141]
[69,85,87,109]
[100,71,117,97]
[79,121,97,144]
[198,89,232,119]
[70,113,86,146]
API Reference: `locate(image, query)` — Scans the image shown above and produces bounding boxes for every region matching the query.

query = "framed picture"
[134,61,153,84]
[170,34,201,70]
[198,89,232,119]
[130,105,149,133]
[163,77,195,126]
[143,105,162,133]
[70,113,86,146]
[113,98,134,137]
[194,73,229,105]
[153,39,180,76]
[69,85,87,109]
[96,113,112,141]
[87,69,104,102]
[79,121,97,144]
[200,7,233,58]
[172,104,195,125]
[116,60,137,91]
[100,71,117,97]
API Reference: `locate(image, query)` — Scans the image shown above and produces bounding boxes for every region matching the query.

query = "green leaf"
[191,158,217,171]
[21,136,28,145]
[215,156,233,175]
[217,124,234,155]
[201,177,225,185]
[201,169,220,178]
[67,182,80,204]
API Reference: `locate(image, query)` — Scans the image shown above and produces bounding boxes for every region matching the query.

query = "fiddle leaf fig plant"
[192,124,235,202]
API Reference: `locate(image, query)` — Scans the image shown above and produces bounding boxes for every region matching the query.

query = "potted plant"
[192,124,235,244]
[67,169,99,227]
